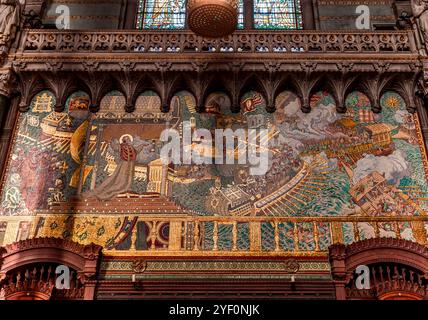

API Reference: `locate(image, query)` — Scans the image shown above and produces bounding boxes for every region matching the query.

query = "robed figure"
[412,0,428,47]
[85,135,149,201]
[0,0,22,39]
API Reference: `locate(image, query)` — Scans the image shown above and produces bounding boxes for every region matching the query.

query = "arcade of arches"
[1,0,428,300]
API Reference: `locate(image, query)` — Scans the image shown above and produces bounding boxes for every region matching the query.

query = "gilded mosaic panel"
[1,89,428,256]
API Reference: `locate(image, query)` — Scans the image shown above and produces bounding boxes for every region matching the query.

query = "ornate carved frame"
[0,237,102,300]
[329,238,428,300]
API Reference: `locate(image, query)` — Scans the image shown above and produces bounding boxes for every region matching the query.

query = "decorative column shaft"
[0,67,16,180]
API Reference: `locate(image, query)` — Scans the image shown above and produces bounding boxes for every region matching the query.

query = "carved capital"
[329,243,346,261]
[283,259,300,274]
[0,67,14,97]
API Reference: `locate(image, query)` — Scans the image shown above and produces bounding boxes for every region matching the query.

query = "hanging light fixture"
[187,0,238,38]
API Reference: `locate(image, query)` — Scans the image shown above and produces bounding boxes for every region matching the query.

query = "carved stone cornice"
[1,237,102,261]
[344,238,428,259]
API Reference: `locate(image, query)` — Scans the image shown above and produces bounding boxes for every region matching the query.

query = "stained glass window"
[136,0,303,30]
[136,0,187,29]
[237,0,244,29]
[253,0,303,29]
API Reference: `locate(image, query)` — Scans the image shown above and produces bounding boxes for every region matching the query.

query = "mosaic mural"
[0,89,428,253]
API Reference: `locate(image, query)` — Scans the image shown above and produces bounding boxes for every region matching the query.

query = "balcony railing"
[92,215,428,256]
[17,29,416,55]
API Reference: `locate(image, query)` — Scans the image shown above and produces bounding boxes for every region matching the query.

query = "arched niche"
[134,90,162,118]
[98,90,127,119]
[204,92,232,115]
[203,92,233,129]
[310,91,336,110]
[240,91,266,115]
[274,90,302,125]
[65,91,90,120]
[344,91,376,123]
[172,90,215,129]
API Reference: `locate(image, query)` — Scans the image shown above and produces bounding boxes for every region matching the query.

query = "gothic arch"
[0,238,102,300]
[329,238,428,300]
[201,76,234,114]
[77,73,115,113]
[99,90,127,113]
[170,90,197,116]
[272,74,304,112]
[308,75,339,110]
[41,73,81,112]
[326,74,359,114]
[353,74,395,114]
[384,74,420,114]
[238,73,269,113]
[133,74,164,112]
[17,74,50,112]
[204,91,233,115]
[165,74,199,113]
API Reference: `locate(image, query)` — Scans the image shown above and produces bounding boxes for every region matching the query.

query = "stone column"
[0,68,17,179]
[301,0,315,29]
[328,244,348,300]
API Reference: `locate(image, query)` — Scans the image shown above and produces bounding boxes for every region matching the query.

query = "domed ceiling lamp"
[188,0,238,38]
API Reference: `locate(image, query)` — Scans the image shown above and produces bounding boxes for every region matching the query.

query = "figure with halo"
[85,134,150,201]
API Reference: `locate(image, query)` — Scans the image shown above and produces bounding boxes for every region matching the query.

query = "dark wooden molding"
[329,239,428,300]
[301,0,315,29]
[96,279,336,299]
[0,237,103,300]
[123,0,138,29]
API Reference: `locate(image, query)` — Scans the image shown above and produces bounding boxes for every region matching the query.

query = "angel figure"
[85,134,150,201]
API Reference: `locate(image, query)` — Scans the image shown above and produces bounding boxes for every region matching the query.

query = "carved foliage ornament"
[132,259,147,274]
[283,259,300,274]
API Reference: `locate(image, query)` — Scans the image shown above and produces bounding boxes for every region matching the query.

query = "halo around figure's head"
[119,134,133,143]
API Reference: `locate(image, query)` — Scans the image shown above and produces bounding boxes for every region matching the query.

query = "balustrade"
[17,30,415,55]
[110,215,428,256]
